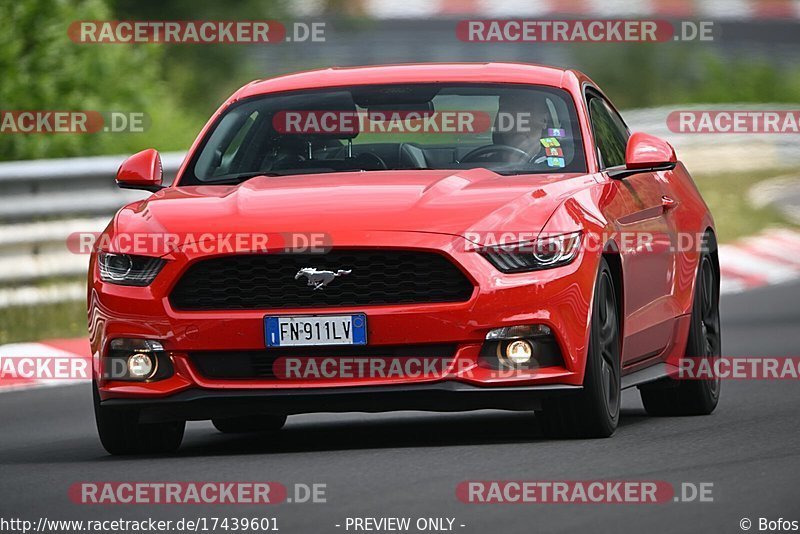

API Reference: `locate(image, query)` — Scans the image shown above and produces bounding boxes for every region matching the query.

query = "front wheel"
[639,243,721,416]
[537,257,621,438]
[93,381,185,455]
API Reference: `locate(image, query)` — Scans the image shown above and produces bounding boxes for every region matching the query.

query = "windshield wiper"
[205,167,444,185]
[494,169,543,176]
[205,168,374,184]
[203,171,285,185]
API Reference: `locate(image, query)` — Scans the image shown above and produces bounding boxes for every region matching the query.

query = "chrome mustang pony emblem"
[295,268,352,290]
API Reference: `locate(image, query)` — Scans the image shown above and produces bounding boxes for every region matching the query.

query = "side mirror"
[116,148,164,192]
[609,132,677,179]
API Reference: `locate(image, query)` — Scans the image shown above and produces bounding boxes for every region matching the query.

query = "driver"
[492,93,551,162]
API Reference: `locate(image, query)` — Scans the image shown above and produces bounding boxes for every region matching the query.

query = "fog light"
[480,326,564,370]
[106,339,170,382]
[503,340,533,366]
[127,353,155,378]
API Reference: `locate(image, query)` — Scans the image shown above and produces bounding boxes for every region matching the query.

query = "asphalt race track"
[1,282,798,533]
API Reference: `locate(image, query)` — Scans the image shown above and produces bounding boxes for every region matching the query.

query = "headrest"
[272,91,359,140]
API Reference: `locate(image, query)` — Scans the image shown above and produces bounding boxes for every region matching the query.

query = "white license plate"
[265,314,367,347]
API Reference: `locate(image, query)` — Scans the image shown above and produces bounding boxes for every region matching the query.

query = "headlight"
[98,251,165,286]
[479,231,582,273]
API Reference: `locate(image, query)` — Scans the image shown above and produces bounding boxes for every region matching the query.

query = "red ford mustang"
[90,63,721,454]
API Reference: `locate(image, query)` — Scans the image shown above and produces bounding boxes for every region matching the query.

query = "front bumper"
[103,382,583,423]
[90,230,599,407]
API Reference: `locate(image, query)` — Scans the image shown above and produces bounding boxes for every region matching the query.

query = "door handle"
[661,195,677,211]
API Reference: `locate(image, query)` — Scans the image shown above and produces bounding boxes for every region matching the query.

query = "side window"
[588,97,628,168]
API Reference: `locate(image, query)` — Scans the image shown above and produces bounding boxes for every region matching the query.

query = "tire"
[93,381,185,455]
[212,415,287,434]
[537,257,621,438]
[639,243,721,416]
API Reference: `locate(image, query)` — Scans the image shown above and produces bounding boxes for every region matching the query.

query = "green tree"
[112,0,288,117]
[0,0,200,160]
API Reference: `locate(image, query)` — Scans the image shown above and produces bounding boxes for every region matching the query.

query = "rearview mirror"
[609,132,677,179]
[116,149,164,192]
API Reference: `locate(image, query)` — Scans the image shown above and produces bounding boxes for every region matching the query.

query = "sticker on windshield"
[540,137,561,148]
[545,147,563,157]
[547,157,566,168]
[548,128,565,137]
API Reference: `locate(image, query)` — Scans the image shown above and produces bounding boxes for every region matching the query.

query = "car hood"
[115,169,596,246]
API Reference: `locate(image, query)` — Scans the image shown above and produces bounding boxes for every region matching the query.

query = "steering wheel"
[460,144,530,163]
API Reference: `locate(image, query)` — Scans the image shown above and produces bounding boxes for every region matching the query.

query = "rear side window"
[588,98,629,168]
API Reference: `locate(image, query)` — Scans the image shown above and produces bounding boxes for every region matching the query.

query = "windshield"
[183,83,587,185]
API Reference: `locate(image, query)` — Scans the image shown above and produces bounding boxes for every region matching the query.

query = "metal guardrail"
[0,152,185,221]
[0,153,184,305]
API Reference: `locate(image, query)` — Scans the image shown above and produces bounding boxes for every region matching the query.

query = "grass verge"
[0,299,87,345]
[692,168,799,243]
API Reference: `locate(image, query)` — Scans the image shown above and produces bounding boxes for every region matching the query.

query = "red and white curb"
[0,338,91,393]
[2,228,800,393]
[719,228,800,294]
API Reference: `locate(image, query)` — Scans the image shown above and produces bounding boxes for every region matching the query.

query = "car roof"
[235,62,580,99]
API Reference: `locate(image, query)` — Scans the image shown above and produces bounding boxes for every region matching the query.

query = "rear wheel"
[93,381,185,455]
[639,245,721,416]
[537,257,621,438]
[212,415,287,434]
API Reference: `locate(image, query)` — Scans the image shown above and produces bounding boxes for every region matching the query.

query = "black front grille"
[190,344,457,379]
[170,250,474,310]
